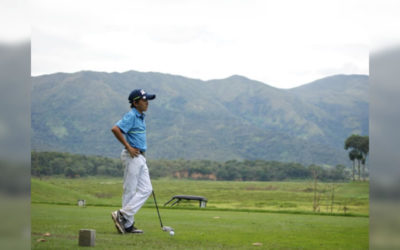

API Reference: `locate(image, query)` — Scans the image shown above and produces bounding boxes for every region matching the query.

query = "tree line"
[31,151,350,182]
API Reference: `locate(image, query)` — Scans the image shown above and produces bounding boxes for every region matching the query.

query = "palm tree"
[345,134,369,181]
[356,151,363,181]
[349,149,358,181]
[361,157,366,181]
[360,136,369,181]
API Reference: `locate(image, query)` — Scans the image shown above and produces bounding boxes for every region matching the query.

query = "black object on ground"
[164,195,208,208]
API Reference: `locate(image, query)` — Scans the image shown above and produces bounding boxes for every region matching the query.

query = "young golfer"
[111,89,156,234]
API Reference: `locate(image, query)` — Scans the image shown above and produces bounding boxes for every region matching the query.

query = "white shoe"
[111,210,126,234]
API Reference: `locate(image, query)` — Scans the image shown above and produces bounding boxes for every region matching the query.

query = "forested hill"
[31,71,368,166]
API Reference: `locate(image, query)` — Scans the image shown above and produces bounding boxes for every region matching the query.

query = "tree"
[64,167,76,178]
[330,164,349,181]
[345,134,367,181]
[361,158,366,181]
[356,150,363,181]
[348,149,358,181]
[360,136,369,181]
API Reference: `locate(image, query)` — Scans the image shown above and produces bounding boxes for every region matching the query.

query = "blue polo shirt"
[115,108,147,152]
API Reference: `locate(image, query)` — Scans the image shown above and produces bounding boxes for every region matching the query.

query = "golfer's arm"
[111,125,131,149]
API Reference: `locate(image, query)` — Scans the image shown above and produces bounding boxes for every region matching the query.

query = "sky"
[30,0,372,88]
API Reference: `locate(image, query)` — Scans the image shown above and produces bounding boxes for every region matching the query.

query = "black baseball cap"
[128,89,156,103]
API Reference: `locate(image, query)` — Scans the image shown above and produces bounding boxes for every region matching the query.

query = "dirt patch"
[32,232,77,240]
[245,185,278,191]
[190,173,217,180]
[94,192,113,198]
[174,170,189,178]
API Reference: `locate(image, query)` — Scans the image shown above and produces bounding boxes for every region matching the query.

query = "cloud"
[32,0,369,88]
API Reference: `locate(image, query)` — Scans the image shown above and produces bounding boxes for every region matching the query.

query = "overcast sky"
[30,0,372,88]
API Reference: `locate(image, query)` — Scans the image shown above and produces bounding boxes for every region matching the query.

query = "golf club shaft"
[152,190,164,228]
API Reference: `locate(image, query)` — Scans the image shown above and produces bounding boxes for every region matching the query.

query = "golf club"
[152,190,174,233]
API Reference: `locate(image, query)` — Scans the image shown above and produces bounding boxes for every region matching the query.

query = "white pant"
[119,149,152,228]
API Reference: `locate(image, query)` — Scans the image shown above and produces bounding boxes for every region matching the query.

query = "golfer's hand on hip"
[127,146,140,158]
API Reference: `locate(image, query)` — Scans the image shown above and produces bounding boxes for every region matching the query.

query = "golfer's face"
[136,98,148,113]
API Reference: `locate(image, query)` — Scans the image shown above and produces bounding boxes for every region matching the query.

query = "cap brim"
[145,94,156,100]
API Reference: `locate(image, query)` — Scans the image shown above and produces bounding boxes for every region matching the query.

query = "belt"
[124,148,145,157]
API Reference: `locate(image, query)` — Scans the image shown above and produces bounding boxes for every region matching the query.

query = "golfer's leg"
[125,155,153,219]
[120,150,131,210]
[120,151,141,228]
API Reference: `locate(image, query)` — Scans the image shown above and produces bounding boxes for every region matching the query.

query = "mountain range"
[31,71,368,166]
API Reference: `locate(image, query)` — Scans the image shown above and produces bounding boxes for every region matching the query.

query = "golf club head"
[162,226,173,232]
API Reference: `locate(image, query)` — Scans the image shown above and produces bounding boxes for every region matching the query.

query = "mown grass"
[31,203,368,249]
[31,177,369,249]
[31,177,369,216]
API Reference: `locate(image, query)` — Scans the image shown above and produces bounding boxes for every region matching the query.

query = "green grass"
[32,204,368,249]
[31,177,369,249]
[31,177,369,216]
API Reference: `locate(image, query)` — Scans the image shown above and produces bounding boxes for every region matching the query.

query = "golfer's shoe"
[125,225,144,234]
[111,210,126,234]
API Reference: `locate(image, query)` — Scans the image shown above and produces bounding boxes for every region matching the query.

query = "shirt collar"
[132,108,145,118]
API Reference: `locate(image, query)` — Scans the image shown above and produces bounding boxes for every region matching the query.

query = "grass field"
[32,177,369,215]
[31,177,369,249]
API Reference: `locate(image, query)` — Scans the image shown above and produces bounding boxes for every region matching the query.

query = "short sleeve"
[115,112,135,134]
